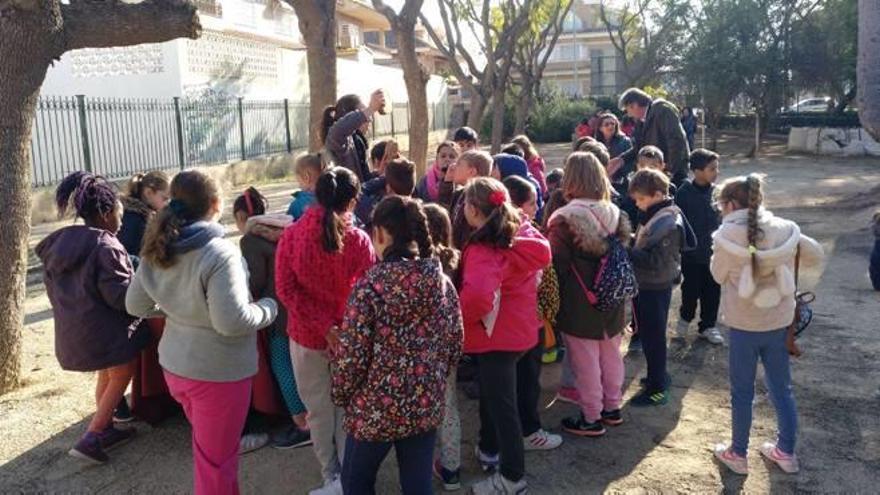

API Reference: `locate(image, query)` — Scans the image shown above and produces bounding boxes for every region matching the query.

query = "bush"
[719,112,861,133]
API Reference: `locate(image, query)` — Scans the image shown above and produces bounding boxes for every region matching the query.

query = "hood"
[362,176,386,196]
[494,154,530,180]
[507,220,552,273]
[121,195,153,219]
[171,221,226,255]
[245,213,293,244]
[36,225,109,274]
[549,199,630,256]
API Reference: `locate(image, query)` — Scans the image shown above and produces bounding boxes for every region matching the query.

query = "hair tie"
[489,190,506,207]
[169,199,188,217]
[244,190,254,216]
[748,245,758,255]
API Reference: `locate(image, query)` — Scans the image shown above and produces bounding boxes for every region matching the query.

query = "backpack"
[570,208,638,311]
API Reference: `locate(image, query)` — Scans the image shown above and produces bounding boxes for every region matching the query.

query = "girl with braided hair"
[458,178,552,495]
[710,174,823,476]
[330,196,462,494]
[36,171,149,464]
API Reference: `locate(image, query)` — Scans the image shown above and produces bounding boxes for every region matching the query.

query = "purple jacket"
[36,225,147,372]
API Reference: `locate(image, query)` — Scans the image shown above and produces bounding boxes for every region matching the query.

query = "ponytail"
[233,186,267,218]
[315,167,360,253]
[465,177,520,249]
[320,106,336,145]
[55,171,118,221]
[126,171,170,203]
[372,196,434,260]
[128,173,145,200]
[320,94,364,145]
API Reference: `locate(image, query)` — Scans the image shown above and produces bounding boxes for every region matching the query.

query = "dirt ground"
[1,135,879,494]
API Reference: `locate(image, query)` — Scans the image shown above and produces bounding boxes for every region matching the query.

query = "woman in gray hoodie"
[126,170,277,495]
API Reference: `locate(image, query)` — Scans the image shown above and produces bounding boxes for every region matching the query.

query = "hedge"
[719,112,861,133]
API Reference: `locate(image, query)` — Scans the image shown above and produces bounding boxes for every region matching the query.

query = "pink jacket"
[459,221,551,354]
[527,156,548,194]
[275,207,376,350]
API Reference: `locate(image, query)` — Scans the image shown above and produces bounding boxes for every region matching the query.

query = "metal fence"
[29,96,451,188]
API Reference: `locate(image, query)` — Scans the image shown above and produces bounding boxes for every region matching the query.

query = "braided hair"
[718,174,765,276]
[55,171,118,222]
[423,203,460,276]
[371,196,434,261]
[315,167,360,253]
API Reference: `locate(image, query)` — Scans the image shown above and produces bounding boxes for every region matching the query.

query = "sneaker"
[112,399,134,423]
[561,413,606,437]
[759,442,800,473]
[98,426,136,451]
[541,348,558,364]
[675,318,691,338]
[600,409,624,426]
[433,459,461,491]
[627,337,642,353]
[239,433,269,455]
[309,476,343,495]
[475,445,500,473]
[523,429,563,451]
[69,432,109,464]
[700,327,725,345]
[555,387,580,405]
[470,472,528,495]
[713,443,748,475]
[630,389,669,407]
[272,426,312,450]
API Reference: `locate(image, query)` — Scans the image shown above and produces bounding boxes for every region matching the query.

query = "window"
[551,43,588,62]
[563,15,583,32]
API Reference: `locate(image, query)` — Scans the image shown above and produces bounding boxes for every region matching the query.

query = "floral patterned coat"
[331,257,463,442]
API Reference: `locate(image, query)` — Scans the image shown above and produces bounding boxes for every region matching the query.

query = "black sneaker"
[561,413,606,437]
[112,398,134,423]
[600,409,624,426]
[630,389,669,407]
[272,426,312,450]
[433,459,461,491]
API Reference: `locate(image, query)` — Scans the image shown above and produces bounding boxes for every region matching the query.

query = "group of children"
[39,96,827,494]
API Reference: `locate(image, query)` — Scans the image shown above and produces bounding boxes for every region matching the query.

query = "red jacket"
[275,207,376,350]
[459,221,551,354]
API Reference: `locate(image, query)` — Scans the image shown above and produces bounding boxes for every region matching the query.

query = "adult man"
[609,88,690,186]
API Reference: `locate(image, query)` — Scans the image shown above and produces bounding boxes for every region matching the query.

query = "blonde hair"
[562,152,611,202]
[295,152,325,177]
[511,135,538,160]
[458,150,493,177]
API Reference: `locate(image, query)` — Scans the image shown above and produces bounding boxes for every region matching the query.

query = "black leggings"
[478,351,525,482]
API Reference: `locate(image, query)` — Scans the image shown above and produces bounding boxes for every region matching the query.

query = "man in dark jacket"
[611,88,690,186]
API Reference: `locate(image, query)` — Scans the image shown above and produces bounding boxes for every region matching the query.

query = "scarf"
[425,160,444,202]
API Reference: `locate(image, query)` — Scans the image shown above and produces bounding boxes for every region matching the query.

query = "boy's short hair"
[690,148,720,171]
[501,143,525,158]
[638,145,665,163]
[628,169,670,197]
[385,158,416,196]
[295,153,324,176]
[618,88,653,109]
[575,140,610,167]
[573,135,596,152]
[546,168,564,185]
[453,126,479,144]
[459,150,493,177]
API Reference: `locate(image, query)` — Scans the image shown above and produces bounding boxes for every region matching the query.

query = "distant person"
[354,140,401,229]
[322,90,386,182]
[674,149,723,345]
[612,88,690,186]
[512,135,548,194]
[710,175,823,476]
[127,170,278,493]
[287,153,325,221]
[575,118,592,139]
[636,145,677,196]
[37,172,149,464]
[545,168,564,201]
[453,126,479,152]
[872,212,880,290]
[415,141,458,204]
[593,113,633,182]
[681,107,698,150]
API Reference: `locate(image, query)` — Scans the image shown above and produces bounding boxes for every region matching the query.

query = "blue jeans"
[728,328,797,456]
[634,288,672,392]
[341,430,436,495]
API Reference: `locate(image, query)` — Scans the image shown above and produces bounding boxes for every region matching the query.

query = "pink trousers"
[563,333,625,422]
[164,370,251,495]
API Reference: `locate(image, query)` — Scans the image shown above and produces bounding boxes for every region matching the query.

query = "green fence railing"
[29,95,451,188]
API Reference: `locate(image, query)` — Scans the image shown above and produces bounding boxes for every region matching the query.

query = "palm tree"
[858,0,880,140]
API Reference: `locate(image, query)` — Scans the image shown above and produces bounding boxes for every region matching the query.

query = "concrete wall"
[788,127,880,157]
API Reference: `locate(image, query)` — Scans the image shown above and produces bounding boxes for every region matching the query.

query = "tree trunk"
[467,91,488,134]
[397,29,429,176]
[858,0,880,140]
[490,87,506,153]
[513,79,534,136]
[292,1,337,152]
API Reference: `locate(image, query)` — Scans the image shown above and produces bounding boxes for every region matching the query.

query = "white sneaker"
[309,476,343,495]
[675,319,691,338]
[759,441,800,473]
[524,429,563,451]
[238,433,269,455]
[701,327,725,345]
[471,472,528,494]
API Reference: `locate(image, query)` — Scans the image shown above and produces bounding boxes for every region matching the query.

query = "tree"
[0,0,200,395]
[420,0,533,151]
[858,0,880,140]
[511,0,573,135]
[284,0,337,152]
[371,0,429,175]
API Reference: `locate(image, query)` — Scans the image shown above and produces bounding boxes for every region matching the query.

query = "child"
[126,170,278,494]
[502,176,564,450]
[416,141,458,204]
[548,152,631,436]
[501,142,525,158]
[637,145,677,196]
[275,167,376,495]
[627,169,696,407]
[119,171,170,264]
[422,203,464,491]
[354,140,401,228]
[458,178,551,494]
[444,150,493,250]
[675,149,723,344]
[322,90,385,182]
[492,153,544,213]
[332,196,462,495]
[453,126,479,152]
[710,175,823,475]
[545,168,564,202]
[513,134,548,194]
[36,172,148,464]
[871,211,880,290]
[233,188,312,451]
[287,153,325,221]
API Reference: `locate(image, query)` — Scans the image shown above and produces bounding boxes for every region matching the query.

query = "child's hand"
[368,89,386,114]
[444,161,457,182]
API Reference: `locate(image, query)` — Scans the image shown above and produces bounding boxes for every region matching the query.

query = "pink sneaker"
[713,443,748,475]
[556,387,580,404]
[760,442,800,473]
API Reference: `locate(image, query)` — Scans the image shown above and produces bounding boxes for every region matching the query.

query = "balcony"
[194,0,222,17]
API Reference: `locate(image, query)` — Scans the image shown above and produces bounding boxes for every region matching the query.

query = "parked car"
[786,97,833,113]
